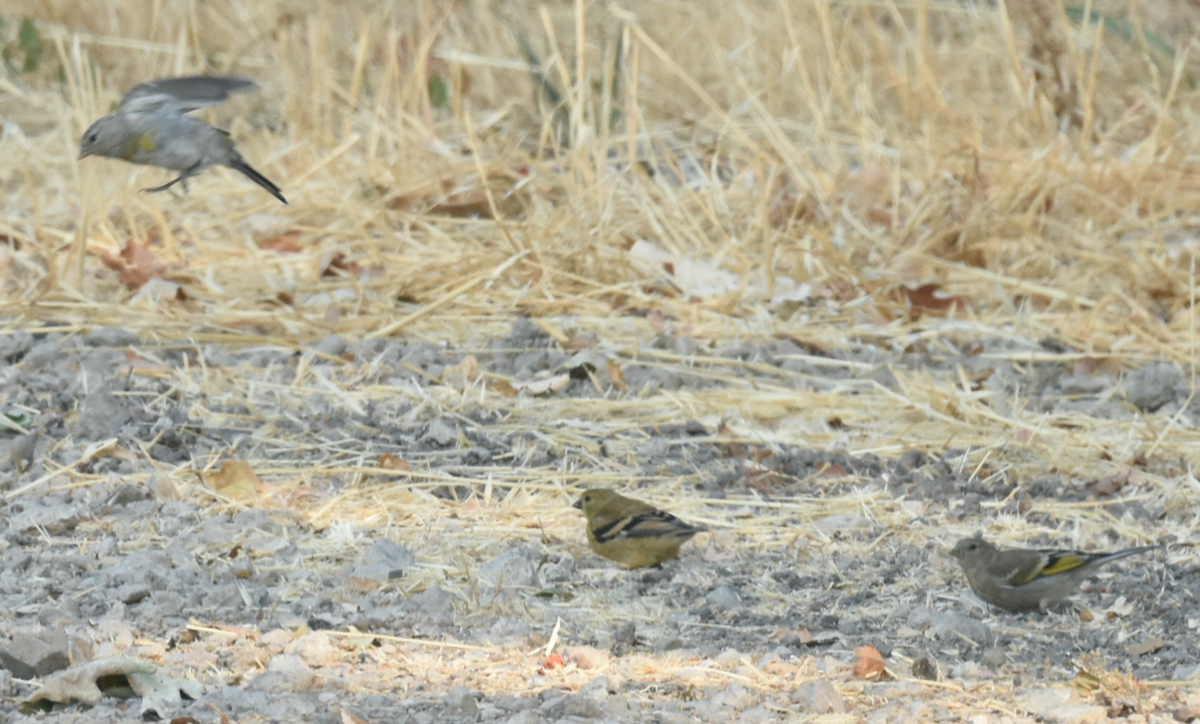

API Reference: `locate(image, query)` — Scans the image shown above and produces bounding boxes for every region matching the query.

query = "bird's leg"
[141,161,202,195]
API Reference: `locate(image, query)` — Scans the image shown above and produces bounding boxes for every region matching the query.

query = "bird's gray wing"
[118,76,258,114]
[990,550,1051,586]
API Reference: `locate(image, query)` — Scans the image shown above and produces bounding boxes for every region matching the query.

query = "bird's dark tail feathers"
[1096,545,1160,566]
[228,158,287,204]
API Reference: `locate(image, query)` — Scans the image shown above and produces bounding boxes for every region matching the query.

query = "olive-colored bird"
[573,489,706,569]
[949,533,1159,613]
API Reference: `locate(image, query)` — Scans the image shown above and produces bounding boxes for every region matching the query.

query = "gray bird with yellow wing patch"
[79,76,286,203]
[950,533,1158,613]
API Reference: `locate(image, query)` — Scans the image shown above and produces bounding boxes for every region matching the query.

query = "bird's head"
[949,533,993,564]
[572,489,614,516]
[79,116,128,160]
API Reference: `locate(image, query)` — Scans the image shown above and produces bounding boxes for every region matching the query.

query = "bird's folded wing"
[994,551,1056,586]
[592,511,700,542]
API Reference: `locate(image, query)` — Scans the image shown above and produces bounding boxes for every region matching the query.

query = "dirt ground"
[1,319,1196,723]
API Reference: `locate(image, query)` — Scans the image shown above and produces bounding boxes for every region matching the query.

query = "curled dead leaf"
[855,645,887,680]
[899,283,969,319]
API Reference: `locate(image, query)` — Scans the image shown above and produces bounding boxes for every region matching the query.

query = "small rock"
[507,317,548,344]
[864,681,920,699]
[639,566,674,585]
[503,711,542,724]
[443,686,480,715]
[104,484,150,507]
[654,709,691,724]
[598,694,629,717]
[479,547,539,589]
[702,683,756,710]
[611,622,638,656]
[249,654,317,693]
[1019,688,1077,709]
[812,513,873,534]
[284,632,340,667]
[5,434,37,472]
[116,583,152,605]
[259,629,295,652]
[423,420,458,447]
[13,507,81,537]
[540,693,604,719]
[0,330,33,362]
[37,599,82,628]
[950,661,982,680]
[578,675,613,700]
[911,656,938,680]
[73,387,132,441]
[704,585,742,612]
[0,630,71,678]
[905,606,937,629]
[790,679,845,713]
[353,539,416,581]
[735,705,772,724]
[1173,691,1200,721]
[981,646,1007,670]
[22,338,62,368]
[1018,688,1106,724]
[929,613,994,646]
[1123,362,1184,412]
[495,695,538,712]
[400,587,457,627]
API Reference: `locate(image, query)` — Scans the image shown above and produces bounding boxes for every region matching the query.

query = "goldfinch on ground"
[949,533,1159,613]
[573,488,706,569]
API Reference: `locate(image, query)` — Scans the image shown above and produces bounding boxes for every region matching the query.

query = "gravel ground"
[0,319,1196,723]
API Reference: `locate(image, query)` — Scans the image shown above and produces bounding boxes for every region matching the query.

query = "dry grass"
[2,0,1199,716]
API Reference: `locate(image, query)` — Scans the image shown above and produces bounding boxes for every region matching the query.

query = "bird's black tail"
[228,158,287,204]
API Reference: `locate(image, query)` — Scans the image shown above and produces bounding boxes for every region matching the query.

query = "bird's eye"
[86,133,97,143]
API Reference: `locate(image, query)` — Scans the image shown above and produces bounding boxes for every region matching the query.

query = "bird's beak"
[78,149,91,160]
[571,498,583,510]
